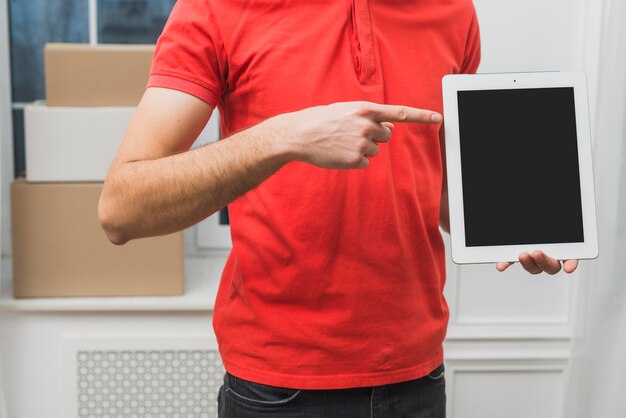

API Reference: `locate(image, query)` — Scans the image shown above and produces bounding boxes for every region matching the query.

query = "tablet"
[442,72,598,264]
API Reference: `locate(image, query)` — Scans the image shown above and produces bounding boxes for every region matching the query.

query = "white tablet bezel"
[442,71,598,264]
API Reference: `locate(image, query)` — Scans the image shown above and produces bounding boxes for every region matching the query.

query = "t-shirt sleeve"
[460,8,481,74]
[147,0,225,106]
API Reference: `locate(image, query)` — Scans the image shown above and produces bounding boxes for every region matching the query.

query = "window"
[7,0,176,176]
[8,0,89,176]
[98,0,175,44]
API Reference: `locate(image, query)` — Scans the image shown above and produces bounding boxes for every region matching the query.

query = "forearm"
[100,97,442,245]
[99,124,289,244]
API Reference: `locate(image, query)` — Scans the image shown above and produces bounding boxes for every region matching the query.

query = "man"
[99,0,578,416]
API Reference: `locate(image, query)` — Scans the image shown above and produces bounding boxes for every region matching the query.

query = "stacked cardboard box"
[11,180,183,297]
[12,43,184,298]
[45,43,154,107]
[24,104,134,182]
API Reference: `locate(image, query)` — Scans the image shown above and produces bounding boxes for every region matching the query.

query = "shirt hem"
[223,351,444,390]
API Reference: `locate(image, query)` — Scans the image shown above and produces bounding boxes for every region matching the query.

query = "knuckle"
[549,266,562,275]
[357,139,369,154]
[358,123,372,138]
[354,104,372,118]
[397,106,408,121]
[349,153,364,166]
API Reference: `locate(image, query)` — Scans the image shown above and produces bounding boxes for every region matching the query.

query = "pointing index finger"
[369,104,442,124]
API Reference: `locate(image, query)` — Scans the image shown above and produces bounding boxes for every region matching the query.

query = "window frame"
[1,0,14,259]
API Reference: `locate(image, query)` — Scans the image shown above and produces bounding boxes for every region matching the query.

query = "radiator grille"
[76,350,224,418]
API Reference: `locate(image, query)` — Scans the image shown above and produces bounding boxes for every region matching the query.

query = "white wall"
[443,0,598,416]
[473,0,584,73]
[565,0,626,416]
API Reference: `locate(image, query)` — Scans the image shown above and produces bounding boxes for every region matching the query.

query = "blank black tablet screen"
[457,87,584,247]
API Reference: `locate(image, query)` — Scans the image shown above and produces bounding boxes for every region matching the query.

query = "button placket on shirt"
[349,0,377,85]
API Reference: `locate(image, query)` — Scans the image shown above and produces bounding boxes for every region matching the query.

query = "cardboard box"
[45,43,154,106]
[24,103,221,183]
[11,179,183,297]
[24,103,133,182]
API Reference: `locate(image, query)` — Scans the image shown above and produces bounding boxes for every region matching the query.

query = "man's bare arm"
[99,88,442,245]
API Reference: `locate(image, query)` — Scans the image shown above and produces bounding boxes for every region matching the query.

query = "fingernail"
[431,114,442,123]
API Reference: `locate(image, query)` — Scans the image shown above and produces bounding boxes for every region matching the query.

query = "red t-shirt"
[148,0,480,389]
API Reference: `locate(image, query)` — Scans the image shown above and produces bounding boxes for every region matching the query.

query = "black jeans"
[217,364,446,418]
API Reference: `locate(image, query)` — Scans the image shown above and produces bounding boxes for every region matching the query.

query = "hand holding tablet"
[442,72,598,271]
[496,251,579,275]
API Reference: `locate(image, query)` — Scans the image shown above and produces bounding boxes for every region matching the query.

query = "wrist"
[257,112,303,165]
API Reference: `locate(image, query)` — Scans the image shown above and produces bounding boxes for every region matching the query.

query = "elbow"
[98,194,130,246]
[104,230,129,246]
